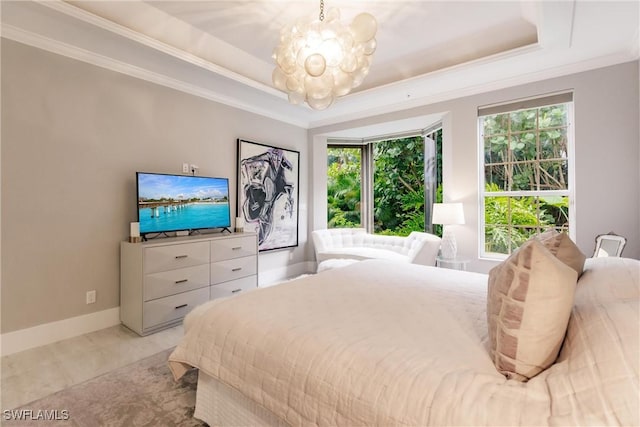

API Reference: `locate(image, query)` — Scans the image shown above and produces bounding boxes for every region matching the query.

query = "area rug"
[4,348,204,426]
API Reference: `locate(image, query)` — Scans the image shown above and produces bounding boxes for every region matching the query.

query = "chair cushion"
[487,239,578,381]
[321,247,408,262]
[317,259,361,272]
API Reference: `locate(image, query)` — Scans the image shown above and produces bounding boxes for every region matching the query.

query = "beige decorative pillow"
[536,230,586,276]
[487,239,578,381]
[536,228,559,241]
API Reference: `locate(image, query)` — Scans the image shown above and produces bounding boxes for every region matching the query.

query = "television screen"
[136,172,231,235]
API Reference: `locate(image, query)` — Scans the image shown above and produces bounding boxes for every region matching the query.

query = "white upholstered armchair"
[311,228,442,267]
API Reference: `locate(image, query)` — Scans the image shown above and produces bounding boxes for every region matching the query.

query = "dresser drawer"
[143,287,209,330]
[210,236,257,262]
[144,264,209,301]
[210,256,257,284]
[210,275,257,300]
[144,241,209,274]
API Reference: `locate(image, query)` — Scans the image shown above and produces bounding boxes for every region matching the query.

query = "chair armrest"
[406,232,442,266]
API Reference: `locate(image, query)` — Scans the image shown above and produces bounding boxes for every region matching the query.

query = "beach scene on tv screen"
[138,174,230,233]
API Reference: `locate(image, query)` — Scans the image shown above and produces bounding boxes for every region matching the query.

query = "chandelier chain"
[319,0,324,21]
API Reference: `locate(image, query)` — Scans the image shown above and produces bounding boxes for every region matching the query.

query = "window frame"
[478,96,576,260]
[326,143,367,229]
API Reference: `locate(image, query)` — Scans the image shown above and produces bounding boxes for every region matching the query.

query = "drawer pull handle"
[175,255,188,259]
[232,247,242,250]
[232,267,242,272]
[174,279,188,284]
[232,288,242,293]
[174,304,188,310]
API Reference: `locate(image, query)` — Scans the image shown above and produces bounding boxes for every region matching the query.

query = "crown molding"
[1,24,310,128]
[2,0,638,131]
[39,0,281,99]
[307,49,638,130]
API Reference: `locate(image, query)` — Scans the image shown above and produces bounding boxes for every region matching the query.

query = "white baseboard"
[0,263,317,356]
[1,307,120,356]
[259,261,316,287]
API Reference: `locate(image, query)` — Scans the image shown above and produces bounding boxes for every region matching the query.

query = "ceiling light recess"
[272,0,377,110]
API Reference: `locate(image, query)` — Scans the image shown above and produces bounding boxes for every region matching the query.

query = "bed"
[169,256,639,426]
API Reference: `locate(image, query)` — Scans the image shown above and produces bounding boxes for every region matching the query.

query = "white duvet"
[169,258,639,426]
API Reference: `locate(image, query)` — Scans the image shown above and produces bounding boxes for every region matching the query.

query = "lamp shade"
[432,203,465,225]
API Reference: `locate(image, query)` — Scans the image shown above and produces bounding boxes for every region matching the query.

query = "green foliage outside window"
[483,105,569,192]
[483,183,569,254]
[482,103,571,255]
[327,147,361,228]
[327,131,443,237]
[327,105,570,254]
[373,136,442,236]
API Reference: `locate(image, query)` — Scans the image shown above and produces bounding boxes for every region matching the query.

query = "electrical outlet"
[182,163,190,173]
[86,290,96,304]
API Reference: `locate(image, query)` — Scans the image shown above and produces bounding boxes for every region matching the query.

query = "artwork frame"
[237,139,300,252]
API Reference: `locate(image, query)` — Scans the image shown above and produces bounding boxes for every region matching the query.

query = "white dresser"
[120,232,258,335]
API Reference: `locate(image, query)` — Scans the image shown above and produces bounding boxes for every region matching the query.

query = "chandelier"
[272,1,377,110]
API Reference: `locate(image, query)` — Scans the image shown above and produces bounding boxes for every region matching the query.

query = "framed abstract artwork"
[237,139,300,251]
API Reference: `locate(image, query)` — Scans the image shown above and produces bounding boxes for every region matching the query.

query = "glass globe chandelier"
[272,0,377,110]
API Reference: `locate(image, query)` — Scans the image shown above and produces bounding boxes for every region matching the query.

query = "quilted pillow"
[487,239,578,381]
[536,229,586,276]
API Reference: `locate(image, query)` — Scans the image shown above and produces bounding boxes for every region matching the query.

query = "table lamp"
[432,202,465,259]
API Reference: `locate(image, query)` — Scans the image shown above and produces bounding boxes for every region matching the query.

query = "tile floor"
[1,324,184,410]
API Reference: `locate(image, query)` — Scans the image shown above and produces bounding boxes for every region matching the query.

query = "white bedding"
[169,258,639,426]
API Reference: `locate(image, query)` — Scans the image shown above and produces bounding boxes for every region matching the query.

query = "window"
[327,128,442,236]
[327,146,363,228]
[479,93,574,257]
[373,137,426,234]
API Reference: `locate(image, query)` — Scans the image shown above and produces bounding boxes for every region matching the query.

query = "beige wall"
[1,40,308,333]
[310,61,640,272]
[3,38,638,333]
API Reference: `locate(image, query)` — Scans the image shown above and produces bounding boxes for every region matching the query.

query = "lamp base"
[440,228,457,260]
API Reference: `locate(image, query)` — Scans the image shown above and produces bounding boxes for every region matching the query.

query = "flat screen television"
[136,172,231,236]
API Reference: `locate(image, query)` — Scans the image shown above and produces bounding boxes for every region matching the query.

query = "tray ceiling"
[1,1,638,128]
